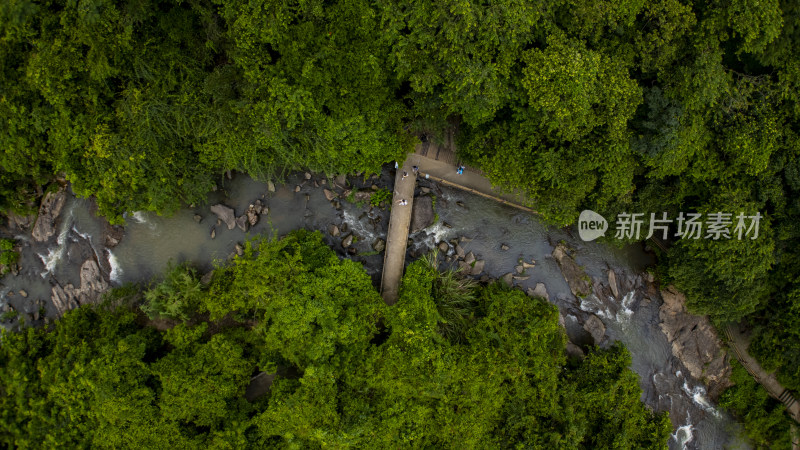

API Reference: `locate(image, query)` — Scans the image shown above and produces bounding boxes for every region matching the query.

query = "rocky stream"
[0,166,748,449]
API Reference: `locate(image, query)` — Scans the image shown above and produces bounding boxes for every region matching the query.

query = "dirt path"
[379,161,417,305]
[725,324,800,424]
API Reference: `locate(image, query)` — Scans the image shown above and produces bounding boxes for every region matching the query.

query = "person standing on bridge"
[457,164,465,175]
[396,199,408,206]
[402,171,408,179]
[412,165,419,174]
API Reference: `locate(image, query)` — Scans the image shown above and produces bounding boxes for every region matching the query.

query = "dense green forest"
[0,231,671,448]
[1,0,799,443]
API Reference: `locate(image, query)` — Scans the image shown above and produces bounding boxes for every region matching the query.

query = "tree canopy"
[0,231,671,448]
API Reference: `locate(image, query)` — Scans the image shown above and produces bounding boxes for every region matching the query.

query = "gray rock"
[210,204,236,230]
[500,244,509,251]
[443,222,452,228]
[372,239,386,253]
[210,228,216,239]
[32,187,67,242]
[552,243,591,297]
[501,273,514,287]
[19,290,27,298]
[470,260,485,275]
[410,196,435,233]
[522,260,535,269]
[353,191,372,203]
[566,342,585,360]
[193,214,202,223]
[294,185,301,192]
[267,181,276,192]
[329,225,340,237]
[236,215,249,232]
[608,269,619,299]
[51,260,109,316]
[335,174,347,187]
[463,252,475,265]
[515,265,524,274]
[438,241,449,252]
[512,275,530,281]
[528,283,549,301]
[460,236,473,242]
[455,245,465,259]
[323,189,337,201]
[246,206,259,227]
[235,244,244,256]
[659,286,732,399]
[421,187,431,194]
[7,212,35,232]
[305,172,312,180]
[200,270,214,285]
[342,234,353,248]
[245,372,277,402]
[458,261,470,273]
[583,315,606,345]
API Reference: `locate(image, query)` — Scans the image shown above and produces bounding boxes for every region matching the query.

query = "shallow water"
[0,169,748,449]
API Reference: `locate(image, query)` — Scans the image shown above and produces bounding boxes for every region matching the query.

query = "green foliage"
[141,263,203,321]
[370,188,392,208]
[0,238,19,272]
[0,232,670,448]
[719,361,794,449]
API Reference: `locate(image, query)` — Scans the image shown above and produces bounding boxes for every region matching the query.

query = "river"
[0,168,748,449]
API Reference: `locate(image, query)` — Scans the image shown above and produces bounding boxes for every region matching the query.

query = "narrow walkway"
[725,324,800,424]
[379,161,417,305]
[411,143,535,213]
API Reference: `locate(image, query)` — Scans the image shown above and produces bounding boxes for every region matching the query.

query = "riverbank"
[0,168,746,449]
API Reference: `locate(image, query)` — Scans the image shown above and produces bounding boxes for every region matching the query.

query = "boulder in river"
[329,225,340,237]
[32,187,67,242]
[210,228,216,239]
[103,223,125,248]
[527,283,549,301]
[246,206,259,227]
[438,241,449,252]
[410,195,434,233]
[583,314,606,345]
[341,234,353,248]
[501,272,514,287]
[236,215,249,232]
[193,214,202,223]
[608,269,620,299]
[552,243,591,297]
[210,204,236,230]
[51,260,109,316]
[463,252,475,266]
[372,238,386,253]
[455,245,465,259]
[470,260,485,275]
[267,181,276,192]
[323,189,337,201]
[6,211,35,232]
[659,285,732,399]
